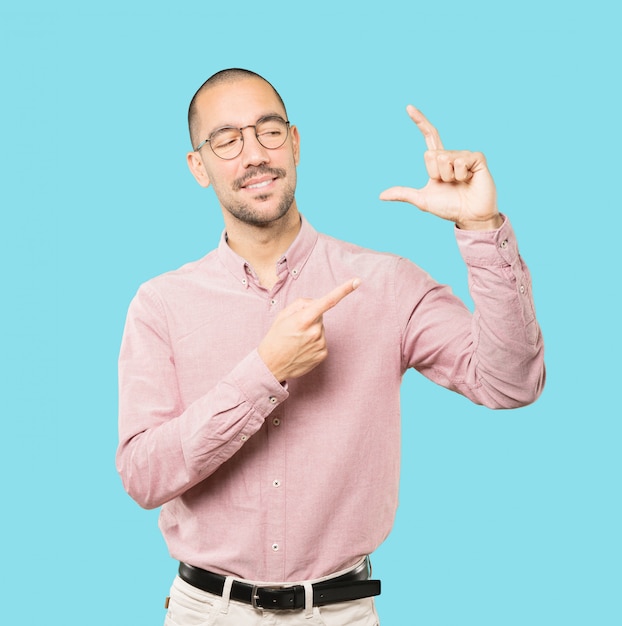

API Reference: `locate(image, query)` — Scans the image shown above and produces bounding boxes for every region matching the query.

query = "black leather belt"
[178,558,381,610]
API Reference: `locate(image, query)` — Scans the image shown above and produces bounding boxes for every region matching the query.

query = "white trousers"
[164,565,380,626]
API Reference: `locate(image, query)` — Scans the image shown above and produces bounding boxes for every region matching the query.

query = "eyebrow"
[207,112,287,136]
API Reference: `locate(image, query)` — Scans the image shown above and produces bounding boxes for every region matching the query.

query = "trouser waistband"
[177,558,381,610]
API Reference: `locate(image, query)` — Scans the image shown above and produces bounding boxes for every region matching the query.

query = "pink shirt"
[116,215,544,582]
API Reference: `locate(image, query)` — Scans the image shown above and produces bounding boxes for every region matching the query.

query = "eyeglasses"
[194,115,291,160]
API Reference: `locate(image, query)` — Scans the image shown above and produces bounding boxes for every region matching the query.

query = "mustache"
[233,167,286,191]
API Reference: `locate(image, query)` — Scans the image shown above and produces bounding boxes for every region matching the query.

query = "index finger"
[310,278,361,318]
[406,104,445,151]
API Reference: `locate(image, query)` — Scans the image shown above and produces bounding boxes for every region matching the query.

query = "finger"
[424,150,441,180]
[406,104,444,151]
[428,150,480,183]
[379,186,426,210]
[458,150,487,175]
[309,278,361,318]
[285,297,315,314]
[436,153,455,182]
[453,155,474,182]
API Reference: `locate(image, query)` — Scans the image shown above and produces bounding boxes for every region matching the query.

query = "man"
[116,68,545,625]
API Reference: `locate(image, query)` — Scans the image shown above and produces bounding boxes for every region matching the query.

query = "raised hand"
[379,105,502,231]
[258,278,361,381]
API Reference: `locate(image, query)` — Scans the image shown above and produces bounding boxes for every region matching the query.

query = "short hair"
[187,68,288,149]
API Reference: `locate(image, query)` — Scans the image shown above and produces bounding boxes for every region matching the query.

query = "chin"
[228,195,295,227]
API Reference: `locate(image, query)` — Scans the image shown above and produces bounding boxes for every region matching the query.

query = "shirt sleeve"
[398,215,545,408]
[115,283,289,509]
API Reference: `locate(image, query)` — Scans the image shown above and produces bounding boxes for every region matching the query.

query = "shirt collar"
[217,215,319,289]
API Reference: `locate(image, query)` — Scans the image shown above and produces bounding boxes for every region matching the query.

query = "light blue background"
[2,1,619,624]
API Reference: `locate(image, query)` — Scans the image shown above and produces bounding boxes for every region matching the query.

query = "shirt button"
[272,479,281,488]
[271,543,279,551]
[240,435,248,442]
[241,278,248,285]
[291,269,298,276]
[270,299,277,305]
[269,396,277,404]
[519,285,526,294]
[500,239,508,249]
[272,418,281,426]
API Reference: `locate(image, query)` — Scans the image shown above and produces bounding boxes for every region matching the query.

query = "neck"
[224,205,302,289]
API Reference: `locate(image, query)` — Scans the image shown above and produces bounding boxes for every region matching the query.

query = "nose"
[239,126,270,168]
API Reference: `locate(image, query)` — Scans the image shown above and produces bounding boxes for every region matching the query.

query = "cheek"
[205,163,235,192]
[289,153,300,175]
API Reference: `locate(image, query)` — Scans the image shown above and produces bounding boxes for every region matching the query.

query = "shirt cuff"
[455,213,519,267]
[228,349,290,416]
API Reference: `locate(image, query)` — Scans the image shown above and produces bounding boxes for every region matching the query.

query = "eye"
[258,128,283,138]
[256,118,288,145]
[211,129,241,151]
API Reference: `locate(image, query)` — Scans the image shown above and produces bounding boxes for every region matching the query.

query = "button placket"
[265,424,285,565]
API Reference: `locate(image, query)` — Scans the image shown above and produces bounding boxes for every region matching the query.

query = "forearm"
[116,281,290,509]
[455,216,545,407]
[116,349,288,509]
[402,216,545,408]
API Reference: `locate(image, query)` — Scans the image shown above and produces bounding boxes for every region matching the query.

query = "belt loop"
[303,581,313,619]
[219,576,234,614]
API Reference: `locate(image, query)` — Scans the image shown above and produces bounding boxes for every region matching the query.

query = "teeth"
[247,179,272,190]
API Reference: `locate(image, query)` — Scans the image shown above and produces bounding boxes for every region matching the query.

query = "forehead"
[195,77,287,133]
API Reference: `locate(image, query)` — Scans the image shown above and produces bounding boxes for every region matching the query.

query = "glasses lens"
[207,117,290,159]
[256,117,289,150]
[210,128,243,159]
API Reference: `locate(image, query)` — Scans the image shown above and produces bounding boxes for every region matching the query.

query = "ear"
[186,150,211,188]
[290,125,300,166]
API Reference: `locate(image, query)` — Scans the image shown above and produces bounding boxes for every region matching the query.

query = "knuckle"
[306,324,322,342]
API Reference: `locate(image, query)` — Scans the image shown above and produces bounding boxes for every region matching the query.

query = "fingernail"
[352,278,361,289]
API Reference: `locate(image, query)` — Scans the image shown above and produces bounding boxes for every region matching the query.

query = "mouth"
[242,176,277,191]
[234,167,286,192]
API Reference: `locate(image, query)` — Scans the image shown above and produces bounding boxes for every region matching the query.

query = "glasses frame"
[194,115,291,160]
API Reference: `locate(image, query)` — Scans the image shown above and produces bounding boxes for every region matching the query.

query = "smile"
[245,178,275,190]
[234,167,286,192]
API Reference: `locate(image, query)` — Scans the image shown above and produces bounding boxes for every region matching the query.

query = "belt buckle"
[251,584,299,610]
[251,585,283,609]
[251,585,260,609]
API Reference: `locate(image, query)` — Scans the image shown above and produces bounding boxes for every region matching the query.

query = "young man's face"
[187,77,300,227]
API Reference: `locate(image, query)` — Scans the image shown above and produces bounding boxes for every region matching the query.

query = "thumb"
[379,186,425,209]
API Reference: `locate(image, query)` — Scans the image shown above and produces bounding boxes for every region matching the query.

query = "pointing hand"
[258,279,361,381]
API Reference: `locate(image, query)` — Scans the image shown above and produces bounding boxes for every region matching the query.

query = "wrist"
[456,214,503,231]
